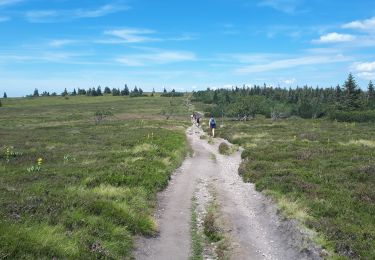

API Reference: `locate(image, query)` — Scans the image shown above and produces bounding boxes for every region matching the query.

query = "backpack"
[210,118,216,125]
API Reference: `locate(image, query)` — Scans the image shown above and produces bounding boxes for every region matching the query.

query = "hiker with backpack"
[209,115,216,137]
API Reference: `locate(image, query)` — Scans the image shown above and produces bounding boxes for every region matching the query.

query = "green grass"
[216,117,375,259]
[0,95,190,259]
[190,197,203,260]
[218,142,230,155]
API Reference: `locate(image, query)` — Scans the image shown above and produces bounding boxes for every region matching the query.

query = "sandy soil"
[134,125,323,260]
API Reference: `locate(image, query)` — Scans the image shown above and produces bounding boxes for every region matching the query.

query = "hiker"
[196,115,200,127]
[209,115,216,137]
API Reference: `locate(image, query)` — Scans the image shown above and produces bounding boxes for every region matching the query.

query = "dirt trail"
[134,125,322,260]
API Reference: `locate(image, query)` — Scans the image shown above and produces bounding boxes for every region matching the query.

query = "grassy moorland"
[213,117,374,259]
[0,95,190,259]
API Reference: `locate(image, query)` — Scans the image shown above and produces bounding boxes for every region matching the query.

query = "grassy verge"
[217,117,375,259]
[0,95,189,259]
[190,197,203,260]
[203,192,230,259]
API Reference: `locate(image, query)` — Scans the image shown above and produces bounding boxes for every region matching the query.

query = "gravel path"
[134,125,322,260]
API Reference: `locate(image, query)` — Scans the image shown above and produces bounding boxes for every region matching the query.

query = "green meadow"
[215,117,375,259]
[1,95,374,259]
[0,95,190,259]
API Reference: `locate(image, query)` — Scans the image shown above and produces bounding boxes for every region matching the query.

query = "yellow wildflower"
[37,157,43,166]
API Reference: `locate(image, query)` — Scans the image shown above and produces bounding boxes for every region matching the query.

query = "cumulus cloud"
[314,32,356,43]
[352,61,375,80]
[353,61,375,72]
[343,17,375,32]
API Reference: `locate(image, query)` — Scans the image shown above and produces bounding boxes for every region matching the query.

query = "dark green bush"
[329,110,375,122]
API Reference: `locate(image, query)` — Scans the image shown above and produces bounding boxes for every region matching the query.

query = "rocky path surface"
[134,125,322,260]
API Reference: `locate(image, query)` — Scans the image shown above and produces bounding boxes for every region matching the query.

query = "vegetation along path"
[135,125,323,260]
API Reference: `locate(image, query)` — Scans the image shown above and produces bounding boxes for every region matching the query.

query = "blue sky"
[1,0,375,97]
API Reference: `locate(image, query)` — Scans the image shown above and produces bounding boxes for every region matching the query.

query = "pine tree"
[151,88,155,97]
[342,73,361,110]
[97,86,102,96]
[163,87,167,93]
[91,88,98,96]
[124,84,129,96]
[72,88,77,96]
[3,92,7,98]
[62,88,68,97]
[33,88,39,97]
[335,84,341,101]
[104,87,111,94]
[133,86,139,93]
[139,88,143,95]
[368,80,375,107]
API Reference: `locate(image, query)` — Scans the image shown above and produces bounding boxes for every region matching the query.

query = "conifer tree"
[342,73,361,110]
[91,88,97,96]
[104,86,111,94]
[368,80,375,107]
[33,88,39,97]
[62,88,68,96]
[122,84,129,96]
[96,86,102,96]
[3,92,7,98]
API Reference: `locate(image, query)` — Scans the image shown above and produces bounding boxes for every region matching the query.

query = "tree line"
[192,74,375,122]
[28,85,184,98]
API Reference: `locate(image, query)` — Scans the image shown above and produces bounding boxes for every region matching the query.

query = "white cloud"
[48,39,77,47]
[314,32,356,43]
[352,61,375,80]
[116,51,196,66]
[343,17,375,32]
[357,72,375,80]
[0,51,95,64]
[235,55,349,74]
[104,28,157,43]
[75,4,127,18]
[352,61,375,72]
[102,29,196,44]
[25,4,128,22]
[258,0,303,14]
[284,78,296,85]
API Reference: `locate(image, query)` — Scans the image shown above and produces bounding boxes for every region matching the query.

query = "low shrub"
[218,142,230,155]
[329,110,375,122]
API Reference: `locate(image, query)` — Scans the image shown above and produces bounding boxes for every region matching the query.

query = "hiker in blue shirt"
[209,115,216,137]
